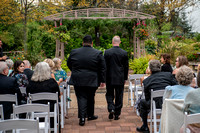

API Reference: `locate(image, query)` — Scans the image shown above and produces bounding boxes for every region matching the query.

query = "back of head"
[177,56,188,67]
[175,65,194,86]
[197,71,200,87]
[23,60,31,68]
[149,60,161,73]
[31,62,51,82]
[43,58,55,70]
[83,35,92,45]
[112,36,121,46]
[14,60,24,73]
[161,53,171,64]
[0,62,7,74]
[53,57,61,70]
[5,59,14,69]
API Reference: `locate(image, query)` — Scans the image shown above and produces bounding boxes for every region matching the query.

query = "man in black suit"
[104,36,129,120]
[136,60,177,132]
[23,60,34,81]
[0,62,22,119]
[67,35,106,126]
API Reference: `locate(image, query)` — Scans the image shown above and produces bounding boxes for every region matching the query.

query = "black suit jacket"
[23,68,34,81]
[104,46,129,85]
[67,45,106,87]
[0,74,22,119]
[143,71,177,108]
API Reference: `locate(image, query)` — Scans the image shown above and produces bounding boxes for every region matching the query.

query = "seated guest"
[164,65,194,99]
[173,56,188,76]
[53,57,67,85]
[160,53,173,73]
[10,60,28,87]
[136,60,177,132]
[23,60,33,81]
[26,62,60,128]
[44,58,55,79]
[5,59,14,76]
[0,62,22,119]
[180,71,200,133]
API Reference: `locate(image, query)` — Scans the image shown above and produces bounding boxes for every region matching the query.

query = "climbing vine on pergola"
[44,8,155,59]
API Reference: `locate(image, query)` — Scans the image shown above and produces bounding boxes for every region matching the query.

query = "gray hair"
[5,59,14,69]
[175,65,194,86]
[53,57,61,70]
[23,60,31,67]
[31,62,52,82]
[0,62,7,74]
[149,60,161,72]
[112,36,121,44]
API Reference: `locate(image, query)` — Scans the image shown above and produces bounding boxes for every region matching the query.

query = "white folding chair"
[150,89,165,133]
[59,86,64,128]
[0,119,39,133]
[0,93,18,105]
[13,103,50,133]
[0,105,4,121]
[29,92,59,133]
[19,87,26,94]
[66,76,71,109]
[184,112,200,133]
[128,74,145,106]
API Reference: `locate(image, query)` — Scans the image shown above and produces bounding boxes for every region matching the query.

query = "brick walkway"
[62,91,143,133]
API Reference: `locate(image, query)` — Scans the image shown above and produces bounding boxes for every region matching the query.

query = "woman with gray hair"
[5,59,13,76]
[26,62,60,128]
[164,65,194,99]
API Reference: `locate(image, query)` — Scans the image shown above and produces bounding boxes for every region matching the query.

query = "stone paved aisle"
[62,107,142,133]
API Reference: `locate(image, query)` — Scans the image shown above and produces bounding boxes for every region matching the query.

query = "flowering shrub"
[173,35,185,41]
[8,51,25,62]
[134,21,149,40]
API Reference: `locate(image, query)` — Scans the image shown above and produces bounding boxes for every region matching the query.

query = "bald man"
[23,60,34,81]
[0,62,22,119]
[104,36,129,120]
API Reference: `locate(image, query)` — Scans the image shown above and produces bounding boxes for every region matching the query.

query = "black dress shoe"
[88,115,98,121]
[79,118,85,126]
[108,110,115,119]
[114,115,120,120]
[136,126,149,133]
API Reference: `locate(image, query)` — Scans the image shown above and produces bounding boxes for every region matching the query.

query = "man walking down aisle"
[67,35,106,126]
[104,36,129,120]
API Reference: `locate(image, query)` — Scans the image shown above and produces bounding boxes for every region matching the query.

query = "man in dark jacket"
[67,35,106,126]
[0,62,22,119]
[23,60,34,81]
[104,36,129,120]
[136,60,177,132]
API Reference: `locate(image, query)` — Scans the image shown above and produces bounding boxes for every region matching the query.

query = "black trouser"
[74,86,97,118]
[105,85,124,116]
[138,98,162,127]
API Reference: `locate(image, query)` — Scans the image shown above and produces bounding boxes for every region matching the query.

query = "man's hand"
[2,55,7,60]
[100,83,106,88]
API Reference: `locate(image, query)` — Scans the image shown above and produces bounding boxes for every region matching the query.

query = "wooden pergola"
[44,8,156,59]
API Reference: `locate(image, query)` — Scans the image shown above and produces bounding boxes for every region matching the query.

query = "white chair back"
[0,105,4,120]
[0,119,39,133]
[0,93,18,105]
[29,92,59,133]
[13,103,50,133]
[184,112,200,133]
[128,74,145,107]
[150,89,165,133]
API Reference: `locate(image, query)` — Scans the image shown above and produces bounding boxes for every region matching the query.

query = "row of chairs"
[0,92,59,133]
[128,74,200,133]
